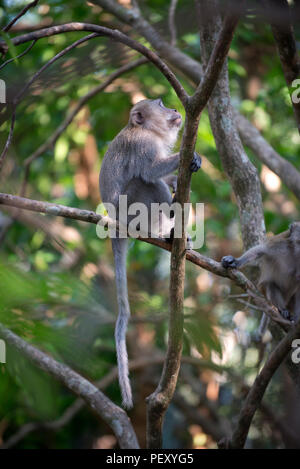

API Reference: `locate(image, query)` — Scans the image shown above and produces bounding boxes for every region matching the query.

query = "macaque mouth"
[169,116,182,126]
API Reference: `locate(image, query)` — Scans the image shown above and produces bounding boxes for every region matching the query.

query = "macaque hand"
[221,255,238,269]
[190,152,202,173]
[280,309,292,321]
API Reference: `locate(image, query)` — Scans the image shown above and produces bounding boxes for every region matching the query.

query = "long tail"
[111,237,133,409]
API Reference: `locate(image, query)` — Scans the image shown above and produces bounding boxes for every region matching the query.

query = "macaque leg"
[264,282,291,320]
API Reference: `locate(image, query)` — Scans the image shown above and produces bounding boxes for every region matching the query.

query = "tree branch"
[0,324,139,449]
[0,33,99,173]
[2,0,40,33]
[0,40,37,72]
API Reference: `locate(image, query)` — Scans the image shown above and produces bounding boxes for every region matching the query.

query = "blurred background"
[0,0,299,449]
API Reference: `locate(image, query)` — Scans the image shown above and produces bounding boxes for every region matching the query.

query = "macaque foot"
[221,255,238,269]
[190,152,202,173]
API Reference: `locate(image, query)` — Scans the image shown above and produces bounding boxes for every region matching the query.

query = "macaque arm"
[140,152,180,182]
[222,245,265,269]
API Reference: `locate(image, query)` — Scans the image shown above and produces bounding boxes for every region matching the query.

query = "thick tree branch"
[221,319,300,449]
[0,324,139,449]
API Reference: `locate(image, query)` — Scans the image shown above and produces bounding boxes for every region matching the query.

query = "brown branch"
[266,0,300,133]
[21,57,148,196]
[2,0,40,33]
[0,324,139,449]
[221,318,300,449]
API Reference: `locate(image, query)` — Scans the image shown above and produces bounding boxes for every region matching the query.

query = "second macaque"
[222,222,300,321]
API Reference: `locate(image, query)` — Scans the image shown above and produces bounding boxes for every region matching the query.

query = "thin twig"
[1,354,225,449]
[0,39,37,71]
[2,0,40,33]
[21,57,148,196]
[0,34,99,174]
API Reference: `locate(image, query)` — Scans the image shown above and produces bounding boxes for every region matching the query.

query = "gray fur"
[99,99,182,408]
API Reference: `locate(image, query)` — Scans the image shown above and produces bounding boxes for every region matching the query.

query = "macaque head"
[289,221,300,241]
[129,98,182,143]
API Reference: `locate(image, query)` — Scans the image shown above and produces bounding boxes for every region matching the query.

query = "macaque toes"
[222,222,300,322]
[99,98,202,408]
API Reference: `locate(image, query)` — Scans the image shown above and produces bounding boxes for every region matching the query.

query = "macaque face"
[129,98,182,134]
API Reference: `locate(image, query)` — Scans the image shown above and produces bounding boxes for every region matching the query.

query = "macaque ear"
[131,110,145,126]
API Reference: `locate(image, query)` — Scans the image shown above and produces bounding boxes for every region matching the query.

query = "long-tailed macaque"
[222,222,300,321]
[99,98,202,408]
